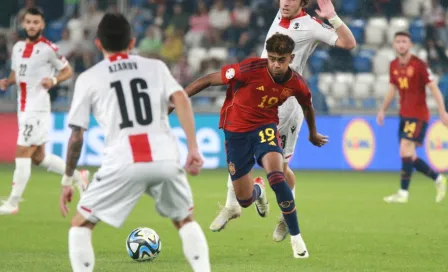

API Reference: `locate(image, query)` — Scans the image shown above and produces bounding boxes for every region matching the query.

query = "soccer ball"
[126,227,162,262]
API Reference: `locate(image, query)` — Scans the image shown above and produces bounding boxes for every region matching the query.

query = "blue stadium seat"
[307,75,319,94]
[409,19,425,44]
[362,98,377,109]
[438,74,448,95]
[349,19,366,44]
[309,49,329,73]
[131,0,146,7]
[44,21,65,42]
[341,0,359,15]
[353,49,374,73]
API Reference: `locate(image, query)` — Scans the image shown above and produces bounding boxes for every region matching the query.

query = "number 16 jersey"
[68,53,183,166]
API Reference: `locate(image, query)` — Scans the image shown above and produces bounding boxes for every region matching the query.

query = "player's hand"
[41,77,55,89]
[59,185,74,217]
[376,110,385,126]
[185,148,203,176]
[315,0,337,19]
[309,133,329,147]
[0,78,8,91]
[441,111,448,127]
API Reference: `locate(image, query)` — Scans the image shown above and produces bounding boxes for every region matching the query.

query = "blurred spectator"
[82,3,104,40]
[138,25,162,57]
[228,0,251,44]
[55,29,75,61]
[172,56,193,86]
[64,0,78,17]
[209,0,231,44]
[0,35,8,72]
[142,0,160,16]
[73,30,95,73]
[375,0,402,19]
[160,27,184,65]
[67,8,84,43]
[168,4,189,34]
[424,0,447,44]
[229,32,256,61]
[326,47,353,72]
[153,4,169,29]
[185,1,210,47]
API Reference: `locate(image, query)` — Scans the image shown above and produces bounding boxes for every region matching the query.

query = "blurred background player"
[210,0,356,241]
[0,7,88,215]
[377,31,448,204]
[178,33,328,258]
[59,13,210,272]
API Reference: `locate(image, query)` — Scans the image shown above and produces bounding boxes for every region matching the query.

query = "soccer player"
[0,7,88,215]
[377,31,448,203]
[179,33,328,258]
[210,0,356,242]
[59,13,210,272]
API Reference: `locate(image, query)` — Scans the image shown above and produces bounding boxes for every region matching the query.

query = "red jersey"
[219,58,312,132]
[389,55,433,121]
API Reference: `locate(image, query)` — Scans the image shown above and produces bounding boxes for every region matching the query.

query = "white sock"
[398,189,409,197]
[291,186,296,200]
[179,221,210,272]
[9,158,32,206]
[225,174,239,207]
[40,154,81,180]
[69,227,94,272]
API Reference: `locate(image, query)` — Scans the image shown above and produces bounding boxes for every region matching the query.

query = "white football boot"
[291,233,309,259]
[273,215,289,242]
[384,189,408,203]
[435,175,447,203]
[0,200,19,215]
[254,177,269,217]
[209,205,242,232]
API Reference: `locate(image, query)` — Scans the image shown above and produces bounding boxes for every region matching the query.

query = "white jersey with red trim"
[11,37,68,112]
[68,53,183,167]
[261,10,338,75]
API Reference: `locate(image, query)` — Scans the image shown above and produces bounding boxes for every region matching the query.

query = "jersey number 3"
[111,78,152,129]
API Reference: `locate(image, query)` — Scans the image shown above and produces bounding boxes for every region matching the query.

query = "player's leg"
[68,213,96,272]
[413,156,447,202]
[149,162,210,271]
[32,144,90,192]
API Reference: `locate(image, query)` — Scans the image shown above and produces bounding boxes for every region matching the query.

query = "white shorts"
[278,98,304,163]
[17,111,50,147]
[77,161,194,228]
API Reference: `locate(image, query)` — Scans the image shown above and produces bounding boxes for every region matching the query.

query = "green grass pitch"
[0,164,447,272]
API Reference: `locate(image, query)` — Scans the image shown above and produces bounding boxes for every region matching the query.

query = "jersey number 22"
[111,78,152,129]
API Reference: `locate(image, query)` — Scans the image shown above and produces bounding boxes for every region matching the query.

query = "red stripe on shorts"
[129,134,153,162]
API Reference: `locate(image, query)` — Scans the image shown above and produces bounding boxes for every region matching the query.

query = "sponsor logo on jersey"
[256,85,264,91]
[292,22,300,30]
[343,118,375,170]
[290,126,296,134]
[225,68,235,79]
[425,120,448,172]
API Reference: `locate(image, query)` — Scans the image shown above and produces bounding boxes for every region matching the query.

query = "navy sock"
[267,171,300,236]
[401,157,414,191]
[236,185,261,208]
[413,158,439,181]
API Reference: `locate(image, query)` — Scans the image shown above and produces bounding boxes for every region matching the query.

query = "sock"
[267,171,300,236]
[8,158,32,206]
[39,154,82,180]
[291,186,296,200]
[225,175,239,207]
[413,157,439,181]
[69,227,94,272]
[236,185,261,208]
[179,221,210,272]
[400,157,414,191]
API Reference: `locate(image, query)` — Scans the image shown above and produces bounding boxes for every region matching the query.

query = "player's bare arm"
[0,71,16,91]
[60,125,85,217]
[184,72,224,98]
[427,81,448,126]
[316,0,356,50]
[377,84,397,126]
[170,91,204,175]
[41,64,73,89]
[301,103,328,147]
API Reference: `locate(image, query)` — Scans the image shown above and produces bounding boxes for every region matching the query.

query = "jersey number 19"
[111,78,153,129]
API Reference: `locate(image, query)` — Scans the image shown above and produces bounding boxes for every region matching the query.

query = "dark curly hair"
[266,33,295,55]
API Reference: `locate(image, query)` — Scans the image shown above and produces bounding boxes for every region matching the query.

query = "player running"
[179,33,328,258]
[59,13,210,272]
[210,0,356,242]
[0,7,88,215]
[377,31,448,204]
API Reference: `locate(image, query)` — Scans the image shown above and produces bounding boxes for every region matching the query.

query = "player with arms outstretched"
[178,33,328,258]
[0,7,88,215]
[59,13,210,272]
[210,0,356,241]
[377,31,448,203]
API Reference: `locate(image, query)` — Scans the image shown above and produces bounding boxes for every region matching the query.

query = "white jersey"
[11,37,68,112]
[261,10,338,75]
[68,54,183,167]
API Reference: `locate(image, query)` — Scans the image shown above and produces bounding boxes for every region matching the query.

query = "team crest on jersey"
[281,88,292,99]
[228,162,236,175]
[393,70,398,76]
[292,22,300,30]
[225,68,235,79]
[407,66,414,77]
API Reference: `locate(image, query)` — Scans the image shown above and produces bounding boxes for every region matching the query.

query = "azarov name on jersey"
[108,61,138,73]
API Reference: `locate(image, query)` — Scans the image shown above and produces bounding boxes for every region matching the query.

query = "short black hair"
[97,13,132,52]
[394,31,411,39]
[266,33,295,55]
[24,7,45,19]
